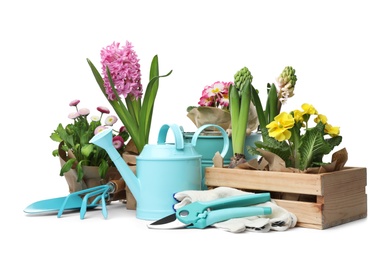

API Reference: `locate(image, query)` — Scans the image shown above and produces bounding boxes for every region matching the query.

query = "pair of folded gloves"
[173,187,297,233]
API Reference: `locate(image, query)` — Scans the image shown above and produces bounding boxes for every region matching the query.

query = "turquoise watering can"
[90,123,229,221]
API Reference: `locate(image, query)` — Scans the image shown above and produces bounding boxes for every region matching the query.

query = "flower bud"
[277,66,297,90]
[234,67,253,91]
[276,66,297,103]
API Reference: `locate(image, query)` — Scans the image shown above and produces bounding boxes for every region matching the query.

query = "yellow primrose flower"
[266,112,295,141]
[325,124,340,137]
[293,109,304,123]
[315,114,328,124]
[301,103,318,115]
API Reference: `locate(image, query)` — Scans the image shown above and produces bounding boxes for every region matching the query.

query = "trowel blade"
[24,195,96,214]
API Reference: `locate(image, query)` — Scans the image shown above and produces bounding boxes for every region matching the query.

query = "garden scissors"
[147,193,272,229]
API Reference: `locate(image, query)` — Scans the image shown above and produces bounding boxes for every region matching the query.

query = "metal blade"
[147,213,189,229]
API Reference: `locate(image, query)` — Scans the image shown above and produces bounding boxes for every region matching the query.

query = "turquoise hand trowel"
[24,179,125,219]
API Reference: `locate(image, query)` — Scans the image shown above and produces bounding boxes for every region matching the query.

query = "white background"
[1,0,387,259]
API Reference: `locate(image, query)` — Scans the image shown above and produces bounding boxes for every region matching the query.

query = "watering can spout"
[89,128,141,202]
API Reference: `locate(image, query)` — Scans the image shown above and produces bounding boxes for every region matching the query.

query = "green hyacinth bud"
[277,66,297,89]
[276,66,297,100]
[234,67,253,92]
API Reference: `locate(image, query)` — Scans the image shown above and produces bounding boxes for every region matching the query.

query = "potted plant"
[50,99,129,196]
[185,80,259,189]
[186,80,260,157]
[86,41,172,209]
[249,103,343,171]
[228,66,297,167]
[187,80,259,133]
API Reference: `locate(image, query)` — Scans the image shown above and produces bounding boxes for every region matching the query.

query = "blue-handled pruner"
[147,193,272,229]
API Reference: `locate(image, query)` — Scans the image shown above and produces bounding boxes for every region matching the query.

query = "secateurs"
[148,192,272,229]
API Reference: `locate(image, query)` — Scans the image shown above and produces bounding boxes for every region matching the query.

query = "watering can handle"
[157,124,185,150]
[191,124,229,158]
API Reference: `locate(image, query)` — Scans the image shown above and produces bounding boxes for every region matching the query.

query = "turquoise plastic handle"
[191,124,230,158]
[176,193,271,229]
[157,124,184,150]
[199,206,272,229]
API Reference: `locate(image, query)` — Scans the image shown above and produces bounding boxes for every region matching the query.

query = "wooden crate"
[205,167,367,229]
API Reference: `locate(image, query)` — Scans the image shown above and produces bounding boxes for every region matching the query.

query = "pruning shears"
[147,193,272,229]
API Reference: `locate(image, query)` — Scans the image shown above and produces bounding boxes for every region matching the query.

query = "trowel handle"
[109,178,126,193]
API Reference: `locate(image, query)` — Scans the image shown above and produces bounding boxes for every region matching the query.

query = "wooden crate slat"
[205,167,323,195]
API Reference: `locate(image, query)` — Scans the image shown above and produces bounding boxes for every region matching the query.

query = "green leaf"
[52,150,59,157]
[250,85,267,136]
[266,83,278,123]
[55,124,75,148]
[139,55,173,150]
[50,132,62,142]
[76,160,87,182]
[229,83,240,154]
[311,135,343,165]
[81,143,94,157]
[98,160,109,178]
[86,58,107,97]
[235,80,251,155]
[326,135,343,148]
[60,158,76,176]
[252,133,291,165]
[299,123,332,170]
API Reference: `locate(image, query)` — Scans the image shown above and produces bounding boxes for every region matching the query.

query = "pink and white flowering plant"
[197,81,231,109]
[186,80,259,133]
[87,41,172,153]
[50,99,129,181]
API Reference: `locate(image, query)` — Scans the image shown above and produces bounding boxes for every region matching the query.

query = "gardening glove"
[173,187,297,233]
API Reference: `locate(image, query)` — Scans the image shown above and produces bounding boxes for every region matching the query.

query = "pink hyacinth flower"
[100,41,143,101]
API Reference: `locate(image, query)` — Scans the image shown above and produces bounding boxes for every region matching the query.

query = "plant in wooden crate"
[249,103,343,172]
[50,99,129,197]
[206,67,367,229]
[228,66,297,167]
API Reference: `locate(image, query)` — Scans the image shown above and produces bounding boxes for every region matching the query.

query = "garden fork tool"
[24,178,126,220]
